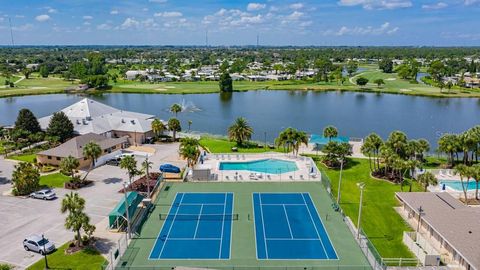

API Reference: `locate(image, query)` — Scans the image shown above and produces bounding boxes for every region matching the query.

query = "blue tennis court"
[253,193,338,260]
[149,192,234,260]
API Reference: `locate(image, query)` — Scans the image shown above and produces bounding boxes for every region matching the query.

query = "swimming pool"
[219,159,298,174]
[439,180,478,191]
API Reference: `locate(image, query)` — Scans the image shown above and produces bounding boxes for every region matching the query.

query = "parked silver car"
[23,235,55,255]
[30,189,56,200]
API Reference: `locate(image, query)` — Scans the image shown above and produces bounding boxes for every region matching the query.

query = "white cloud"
[83,15,93,20]
[110,10,119,15]
[97,23,112,30]
[120,17,139,29]
[338,0,412,10]
[325,22,399,36]
[83,21,91,26]
[290,3,304,9]
[47,8,57,14]
[247,3,266,11]
[285,11,304,21]
[154,11,183,17]
[422,2,447,9]
[35,14,51,22]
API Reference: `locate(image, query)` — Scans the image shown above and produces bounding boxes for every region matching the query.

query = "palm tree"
[151,119,166,139]
[454,164,473,205]
[82,141,101,181]
[170,103,182,117]
[61,192,89,247]
[60,155,80,178]
[292,130,308,156]
[438,134,459,167]
[471,164,480,200]
[362,133,384,173]
[323,126,338,141]
[416,139,430,161]
[167,118,182,141]
[120,155,139,186]
[141,157,153,197]
[417,172,437,192]
[179,138,200,167]
[188,120,193,132]
[228,117,253,146]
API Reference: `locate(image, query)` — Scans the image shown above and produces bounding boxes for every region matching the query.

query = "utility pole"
[416,206,424,233]
[145,155,150,198]
[9,17,15,46]
[42,234,49,269]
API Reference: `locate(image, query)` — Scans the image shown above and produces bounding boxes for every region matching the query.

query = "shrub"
[12,162,40,196]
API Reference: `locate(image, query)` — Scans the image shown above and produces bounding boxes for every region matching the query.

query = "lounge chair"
[267,175,271,180]
[239,175,243,180]
[242,155,246,160]
[225,176,230,181]
[249,174,257,180]
[300,174,304,180]
[228,155,231,160]
[256,173,263,179]
[215,154,218,160]
[309,172,316,178]
[446,170,453,177]
[289,175,293,180]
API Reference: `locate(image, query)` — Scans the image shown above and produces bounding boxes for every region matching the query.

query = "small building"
[395,192,480,270]
[125,70,147,80]
[37,133,128,168]
[38,98,156,145]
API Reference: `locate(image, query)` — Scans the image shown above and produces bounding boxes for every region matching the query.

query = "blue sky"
[0,0,479,46]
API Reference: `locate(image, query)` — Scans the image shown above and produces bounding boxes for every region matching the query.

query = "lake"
[1,91,479,146]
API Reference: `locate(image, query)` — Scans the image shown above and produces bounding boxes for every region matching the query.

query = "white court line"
[180,203,225,206]
[266,238,321,241]
[258,193,269,259]
[261,203,306,206]
[282,205,294,239]
[301,193,329,259]
[218,193,227,259]
[168,237,221,240]
[193,204,204,239]
[158,193,185,259]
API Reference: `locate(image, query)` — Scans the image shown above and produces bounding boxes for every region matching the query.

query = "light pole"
[357,182,365,239]
[42,234,49,269]
[264,131,267,152]
[123,182,132,239]
[145,155,150,198]
[416,206,424,233]
[336,158,344,205]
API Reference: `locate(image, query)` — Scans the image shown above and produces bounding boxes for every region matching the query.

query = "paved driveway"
[0,142,185,269]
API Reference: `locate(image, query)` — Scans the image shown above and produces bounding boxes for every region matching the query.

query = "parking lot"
[0,143,185,269]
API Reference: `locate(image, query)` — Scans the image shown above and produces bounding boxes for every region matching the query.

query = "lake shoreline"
[1,85,480,99]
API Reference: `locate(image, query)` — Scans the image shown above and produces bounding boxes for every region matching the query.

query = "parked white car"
[30,189,56,200]
[23,235,55,255]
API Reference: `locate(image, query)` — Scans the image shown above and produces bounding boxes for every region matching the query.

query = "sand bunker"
[385,78,396,81]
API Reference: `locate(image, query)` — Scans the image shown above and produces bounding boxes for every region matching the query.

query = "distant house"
[26,64,40,70]
[125,70,147,80]
[37,133,128,168]
[38,98,156,145]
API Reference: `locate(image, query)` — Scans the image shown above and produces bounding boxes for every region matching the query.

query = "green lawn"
[39,173,70,188]
[0,75,76,98]
[8,153,36,163]
[27,243,106,270]
[199,137,280,153]
[313,156,421,258]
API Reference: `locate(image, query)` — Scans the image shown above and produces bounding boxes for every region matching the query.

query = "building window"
[56,157,61,161]
[112,145,116,150]
[84,157,88,161]
[47,156,52,160]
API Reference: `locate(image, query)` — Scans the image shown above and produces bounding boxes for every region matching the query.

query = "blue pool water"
[310,134,349,145]
[439,180,478,191]
[219,159,298,174]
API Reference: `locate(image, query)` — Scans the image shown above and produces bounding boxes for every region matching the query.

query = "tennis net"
[159,213,239,221]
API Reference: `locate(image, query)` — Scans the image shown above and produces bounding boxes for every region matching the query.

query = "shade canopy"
[108,191,144,229]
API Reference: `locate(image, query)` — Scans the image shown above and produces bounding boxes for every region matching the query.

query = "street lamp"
[41,234,49,269]
[145,155,150,198]
[336,158,344,205]
[123,182,132,239]
[356,182,365,239]
[416,206,424,233]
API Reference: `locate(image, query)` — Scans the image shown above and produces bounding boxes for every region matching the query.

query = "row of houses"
[442,72,480,88]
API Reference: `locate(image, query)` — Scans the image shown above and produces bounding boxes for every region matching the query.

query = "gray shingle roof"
[38,133,128,159]
[38,98,155,135]
[396,192,480,270]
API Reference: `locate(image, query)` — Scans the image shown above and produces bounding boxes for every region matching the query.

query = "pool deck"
[427,169,478,199]
[197,152,321,182]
